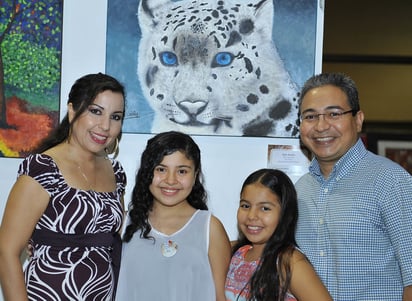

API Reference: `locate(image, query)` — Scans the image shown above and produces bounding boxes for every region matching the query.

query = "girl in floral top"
[225,169,332,301]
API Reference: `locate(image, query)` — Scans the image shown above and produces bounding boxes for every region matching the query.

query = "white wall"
[0,1,323,298]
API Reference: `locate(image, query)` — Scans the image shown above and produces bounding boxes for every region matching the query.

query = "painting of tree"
[0,0,62,157]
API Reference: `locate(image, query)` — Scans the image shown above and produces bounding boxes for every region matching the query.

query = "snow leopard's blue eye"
[212,52,233,67]
[160,51,178,66]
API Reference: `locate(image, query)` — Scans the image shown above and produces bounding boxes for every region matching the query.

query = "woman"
[0,73,126,300]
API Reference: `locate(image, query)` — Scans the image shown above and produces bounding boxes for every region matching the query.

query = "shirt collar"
[309,138,368,181]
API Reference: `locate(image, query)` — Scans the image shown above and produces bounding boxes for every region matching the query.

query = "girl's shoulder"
[209,213,230,240]
[234,245,253,257]
[290,247,308,264]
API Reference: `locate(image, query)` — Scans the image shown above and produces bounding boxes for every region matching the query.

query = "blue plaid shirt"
[296,139,412,300]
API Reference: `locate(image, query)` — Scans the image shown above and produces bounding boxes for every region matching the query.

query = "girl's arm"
[403,285,412,301]
[208,215,231,301]
[289,249,333,301]
[0,176,49,301]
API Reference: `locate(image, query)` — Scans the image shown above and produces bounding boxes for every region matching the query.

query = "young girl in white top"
[225,169,332,301]
[116,131,231,301]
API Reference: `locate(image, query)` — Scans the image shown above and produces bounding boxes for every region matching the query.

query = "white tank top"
[116,210,215,301]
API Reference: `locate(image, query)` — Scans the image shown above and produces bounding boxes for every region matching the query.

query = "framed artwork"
[377,140,412,174]
[0,1,62,158]
[106,0,320,137]
[364,123,412,175]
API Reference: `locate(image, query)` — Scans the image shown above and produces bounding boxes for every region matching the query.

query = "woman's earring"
[105,137,119,159]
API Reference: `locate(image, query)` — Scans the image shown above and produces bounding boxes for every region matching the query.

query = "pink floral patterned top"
[225,245,297,301]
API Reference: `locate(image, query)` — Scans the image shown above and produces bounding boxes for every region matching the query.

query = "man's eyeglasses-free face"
[300,109,356,123]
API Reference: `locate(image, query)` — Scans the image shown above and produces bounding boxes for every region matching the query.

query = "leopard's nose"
[178,99,208,116]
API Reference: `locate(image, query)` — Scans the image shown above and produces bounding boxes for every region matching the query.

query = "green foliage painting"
[0,0,62,157]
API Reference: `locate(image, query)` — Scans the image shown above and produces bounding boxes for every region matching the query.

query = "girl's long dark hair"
[123,131,207,242]
[232,169,298,301]
[35,73,125,153]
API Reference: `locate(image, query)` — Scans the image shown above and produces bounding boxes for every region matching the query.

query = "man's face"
[299,85,364,170]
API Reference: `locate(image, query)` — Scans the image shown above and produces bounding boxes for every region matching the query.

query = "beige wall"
[322,0,412,122]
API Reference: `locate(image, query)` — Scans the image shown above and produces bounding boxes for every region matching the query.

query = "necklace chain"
[77,164,95,190]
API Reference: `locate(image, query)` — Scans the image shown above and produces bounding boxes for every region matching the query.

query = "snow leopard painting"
[106,0,319,137]
[136,0,300,137]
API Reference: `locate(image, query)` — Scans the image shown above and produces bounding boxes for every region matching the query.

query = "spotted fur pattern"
[137,0,300,137]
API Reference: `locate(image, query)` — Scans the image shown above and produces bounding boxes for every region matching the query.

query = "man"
[295,72,412,300]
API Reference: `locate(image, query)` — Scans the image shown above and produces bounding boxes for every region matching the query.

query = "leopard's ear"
[234,0,274,51]
[138,0,170,33]
[252,0,274,37]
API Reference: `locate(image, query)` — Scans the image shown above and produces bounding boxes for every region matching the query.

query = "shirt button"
[319,218,324,225]
[320,250,325,256]
[324,188,328,193]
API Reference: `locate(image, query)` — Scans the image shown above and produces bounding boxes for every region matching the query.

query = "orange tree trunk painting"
[0,0,62,157]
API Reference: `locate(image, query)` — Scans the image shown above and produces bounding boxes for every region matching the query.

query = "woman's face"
[69,90,124,154]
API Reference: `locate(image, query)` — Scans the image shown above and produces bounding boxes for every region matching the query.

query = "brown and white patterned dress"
[19,154,125,301]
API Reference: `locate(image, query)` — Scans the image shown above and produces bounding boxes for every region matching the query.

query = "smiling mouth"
[247,225,262,231]
[314,136,334,142]
[91,133,108,144]
[160,187,181,196]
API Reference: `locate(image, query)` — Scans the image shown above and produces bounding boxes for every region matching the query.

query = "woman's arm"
[0,175,49,301]
[208,215,231,301]
[289,249,333,301]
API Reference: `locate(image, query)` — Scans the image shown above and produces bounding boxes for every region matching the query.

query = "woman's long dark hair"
[232,169,298,301]
[35,73,125,153]
[123,131,207,242]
